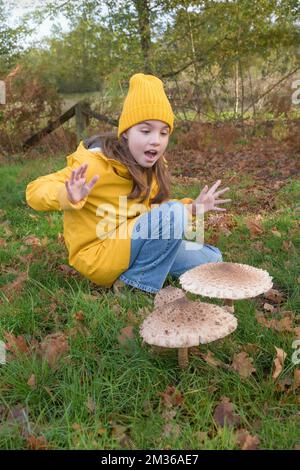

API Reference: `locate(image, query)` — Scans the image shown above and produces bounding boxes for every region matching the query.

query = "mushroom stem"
[178,348,189,369]
[224,299,235,313]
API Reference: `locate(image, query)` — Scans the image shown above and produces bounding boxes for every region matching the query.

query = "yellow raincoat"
[26,141,193,288]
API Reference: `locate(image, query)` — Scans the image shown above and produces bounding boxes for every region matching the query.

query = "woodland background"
[0,0,300,451]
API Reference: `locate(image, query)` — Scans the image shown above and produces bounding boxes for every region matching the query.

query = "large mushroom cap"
[179,262,273,299]
[140,297,237,348]
[154,286,186,309]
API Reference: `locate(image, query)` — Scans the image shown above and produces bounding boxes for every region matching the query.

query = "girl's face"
[122,120,170,168]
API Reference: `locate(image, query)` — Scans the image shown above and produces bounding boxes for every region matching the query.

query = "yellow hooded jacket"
[26,141,193,288]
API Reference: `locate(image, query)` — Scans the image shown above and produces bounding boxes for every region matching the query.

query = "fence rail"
[23,101,118,149]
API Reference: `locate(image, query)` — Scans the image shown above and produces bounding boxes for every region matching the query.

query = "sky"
[8,0,70,44]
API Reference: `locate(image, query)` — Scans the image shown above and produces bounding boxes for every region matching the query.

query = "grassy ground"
[0,153,299,450]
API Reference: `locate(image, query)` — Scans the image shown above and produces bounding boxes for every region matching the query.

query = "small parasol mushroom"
[140,292,237,369]
[179,262,273,313]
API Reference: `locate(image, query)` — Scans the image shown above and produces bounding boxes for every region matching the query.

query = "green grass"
[0,154,299,449]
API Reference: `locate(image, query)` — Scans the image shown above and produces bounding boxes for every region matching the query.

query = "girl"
[26,73,231,294]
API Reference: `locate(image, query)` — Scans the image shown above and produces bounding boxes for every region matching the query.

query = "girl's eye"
[141,130,168,135]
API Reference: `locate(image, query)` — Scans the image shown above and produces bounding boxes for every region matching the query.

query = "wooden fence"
[23,101,118,150]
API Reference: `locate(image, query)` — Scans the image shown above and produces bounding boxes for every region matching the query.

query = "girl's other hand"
[194,180,231,214]
[65,163,100,204]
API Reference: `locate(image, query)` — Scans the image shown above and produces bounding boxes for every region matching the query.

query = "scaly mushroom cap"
[154,286,186,309]
[140,297,237,348]
[179,262,273,299]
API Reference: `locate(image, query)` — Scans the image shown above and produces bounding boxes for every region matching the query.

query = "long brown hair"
[86,131,172,204]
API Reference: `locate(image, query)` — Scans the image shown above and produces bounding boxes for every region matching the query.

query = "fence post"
[75,102,89,144]
[0,80,5,104]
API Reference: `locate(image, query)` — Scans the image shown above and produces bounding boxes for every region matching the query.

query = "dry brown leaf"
[162,422,180,439]
[264,289,285,304]
[213,396,241,428]
[263,303,275,313]
[117,326,135,346]
[255,312,294,332]
[1,271,28,300]
[158,386,184,409]
[235,428,260,450]
[293,369,300,390]
[271,228,282,237]
[23,235,41,246]
[294,327,300,340]
[27,374,36,390]
[4,332,30,356]
[231,352,256,378]
[39,332,69,369]
[111,424,132,448]
[73,311,84,321]
[0,238,7,247]
[272,347,287,380]
[26,435,48,450]
[86,396,96,413]
[246,218,263,237]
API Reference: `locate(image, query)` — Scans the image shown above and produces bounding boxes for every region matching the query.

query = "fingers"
[87,175,100,190]
[65,180,75,203]
[214,187,230,197]
[69,163,88,184]
[198,184,208,198]
[214,198,231,204]
[206,179,222,196]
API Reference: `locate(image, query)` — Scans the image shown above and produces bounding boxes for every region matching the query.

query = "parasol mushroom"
[140,291,237,369]
[179,262,273,313]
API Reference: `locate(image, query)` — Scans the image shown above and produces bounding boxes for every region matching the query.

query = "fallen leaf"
[73,311,84,321]
[27,374,36,390]
[162,422,180,439]
[4,332,30,356]
[23,235,41,246]
[86,396,96,413]
[231,352,256,378]
[255,311,294,332]
[293,369,300,390]
[263,303,275,313]
[235,428,260,450]
[0,238,7,247]
[158,386,184,408]
[39,332,69,369]
[272,347,287,380]
[26,435,48,450]
[1,271,28,300]
[111,424,132,448]
[213,396,241,428]
[246,218,263,237]
[271,228,282,237]
[264,289,285,304]
[117,326,135,346]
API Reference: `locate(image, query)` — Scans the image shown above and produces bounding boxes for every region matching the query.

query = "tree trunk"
[133,0,152,74]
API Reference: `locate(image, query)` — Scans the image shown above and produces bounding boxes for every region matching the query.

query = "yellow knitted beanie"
[118,73,174,138]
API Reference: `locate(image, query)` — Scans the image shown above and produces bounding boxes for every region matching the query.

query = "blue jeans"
[119,201,222,293]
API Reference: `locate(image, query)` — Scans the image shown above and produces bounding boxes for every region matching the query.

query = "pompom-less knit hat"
[117,73,174,138]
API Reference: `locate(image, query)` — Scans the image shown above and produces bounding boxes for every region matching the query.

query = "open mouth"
[144,150,158,160]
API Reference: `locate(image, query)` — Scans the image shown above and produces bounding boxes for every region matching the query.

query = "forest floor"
[0,127,299,449]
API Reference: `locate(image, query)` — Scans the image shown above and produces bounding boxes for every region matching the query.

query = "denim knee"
[164,201,189,239]
[205,244,223,263]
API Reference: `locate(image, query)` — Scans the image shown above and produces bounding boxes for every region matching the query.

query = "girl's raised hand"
[65,163,100,204]
[194,180,231,214]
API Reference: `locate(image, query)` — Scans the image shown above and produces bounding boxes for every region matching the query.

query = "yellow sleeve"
[25,154,88,212]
